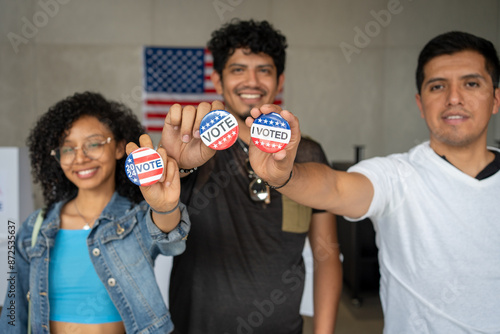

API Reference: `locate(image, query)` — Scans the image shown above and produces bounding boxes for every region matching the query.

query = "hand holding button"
[245,104,301,190]
[126,134,181,231]
[160,101,223,171]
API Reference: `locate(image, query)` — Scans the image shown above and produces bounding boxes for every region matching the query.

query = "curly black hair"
[27,91,145,210]
[207,19,288,78]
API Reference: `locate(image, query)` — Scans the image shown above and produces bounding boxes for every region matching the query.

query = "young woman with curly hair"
[0,91,190,334]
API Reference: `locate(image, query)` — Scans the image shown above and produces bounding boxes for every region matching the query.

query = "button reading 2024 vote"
[125,147,164,186]
[250,112,291,153]
[200,110,239,150]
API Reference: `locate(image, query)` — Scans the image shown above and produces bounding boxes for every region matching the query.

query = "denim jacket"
[0,192,190,334]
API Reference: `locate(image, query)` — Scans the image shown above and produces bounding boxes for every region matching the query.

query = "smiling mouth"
[444,115,466,120]
[76,168,98,176]
[239,93,262,99]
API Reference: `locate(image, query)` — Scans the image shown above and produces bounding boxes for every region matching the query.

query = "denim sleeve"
[0,211,39,333]
[145,202,190,257]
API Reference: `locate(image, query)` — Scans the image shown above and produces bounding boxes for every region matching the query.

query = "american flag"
[142,46,283,132]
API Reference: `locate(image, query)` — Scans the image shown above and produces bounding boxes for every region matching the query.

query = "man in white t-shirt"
[247,31,500,333]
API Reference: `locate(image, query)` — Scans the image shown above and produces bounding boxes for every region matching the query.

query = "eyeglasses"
[51,137,112,165]
[245,159,270,204]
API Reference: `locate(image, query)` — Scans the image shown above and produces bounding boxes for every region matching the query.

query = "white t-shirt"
[347,141,500,334]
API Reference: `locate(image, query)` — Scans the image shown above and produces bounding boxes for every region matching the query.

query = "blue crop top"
[48,229,122,323]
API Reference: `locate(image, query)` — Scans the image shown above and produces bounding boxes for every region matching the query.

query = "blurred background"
[2,1,499,175]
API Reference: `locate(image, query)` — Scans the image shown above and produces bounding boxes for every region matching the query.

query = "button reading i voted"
[250,112,291,153]
[200,110,239,150]
[125,147,164,186]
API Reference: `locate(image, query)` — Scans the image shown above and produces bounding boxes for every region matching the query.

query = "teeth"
[77,168,97,176]
[446,115,464,119]
[240,94,260,99]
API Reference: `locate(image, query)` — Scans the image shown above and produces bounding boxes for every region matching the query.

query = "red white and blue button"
[250,112,291,153]
[199,110,239,150]
[125,147,164,186]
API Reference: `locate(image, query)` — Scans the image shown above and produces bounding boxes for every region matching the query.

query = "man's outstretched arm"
[246,104,374,219]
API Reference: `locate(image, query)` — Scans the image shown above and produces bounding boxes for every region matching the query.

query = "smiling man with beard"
[162,20,342,334]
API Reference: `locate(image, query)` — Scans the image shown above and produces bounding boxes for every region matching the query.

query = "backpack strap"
[31,210,45,247]
[28,209,45,334]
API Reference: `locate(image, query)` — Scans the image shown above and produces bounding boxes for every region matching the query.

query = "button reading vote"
[125,147,164,186]
[200,110,239,150]
[250,112,291,153]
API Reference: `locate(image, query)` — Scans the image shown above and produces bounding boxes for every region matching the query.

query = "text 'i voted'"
[250,112,290,153]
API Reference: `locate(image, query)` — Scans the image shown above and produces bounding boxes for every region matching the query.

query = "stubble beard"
[236,107,253,122]
[430,126,483,148]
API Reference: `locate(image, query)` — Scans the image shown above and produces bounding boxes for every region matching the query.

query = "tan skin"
[308,212,342,333]
[50,116,180,334]
[160,48,341,333]
[416,50,500,176]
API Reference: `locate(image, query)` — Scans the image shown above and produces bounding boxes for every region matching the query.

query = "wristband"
[150,201,180,215]
[264,170,293,190]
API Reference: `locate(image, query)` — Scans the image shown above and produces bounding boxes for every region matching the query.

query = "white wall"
[1,0,499,209]
[0,147,34,307]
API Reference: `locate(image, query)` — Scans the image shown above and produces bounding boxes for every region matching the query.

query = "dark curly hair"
[27,91,145,210]
[416,31,500,94]
[207,19,288,78]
